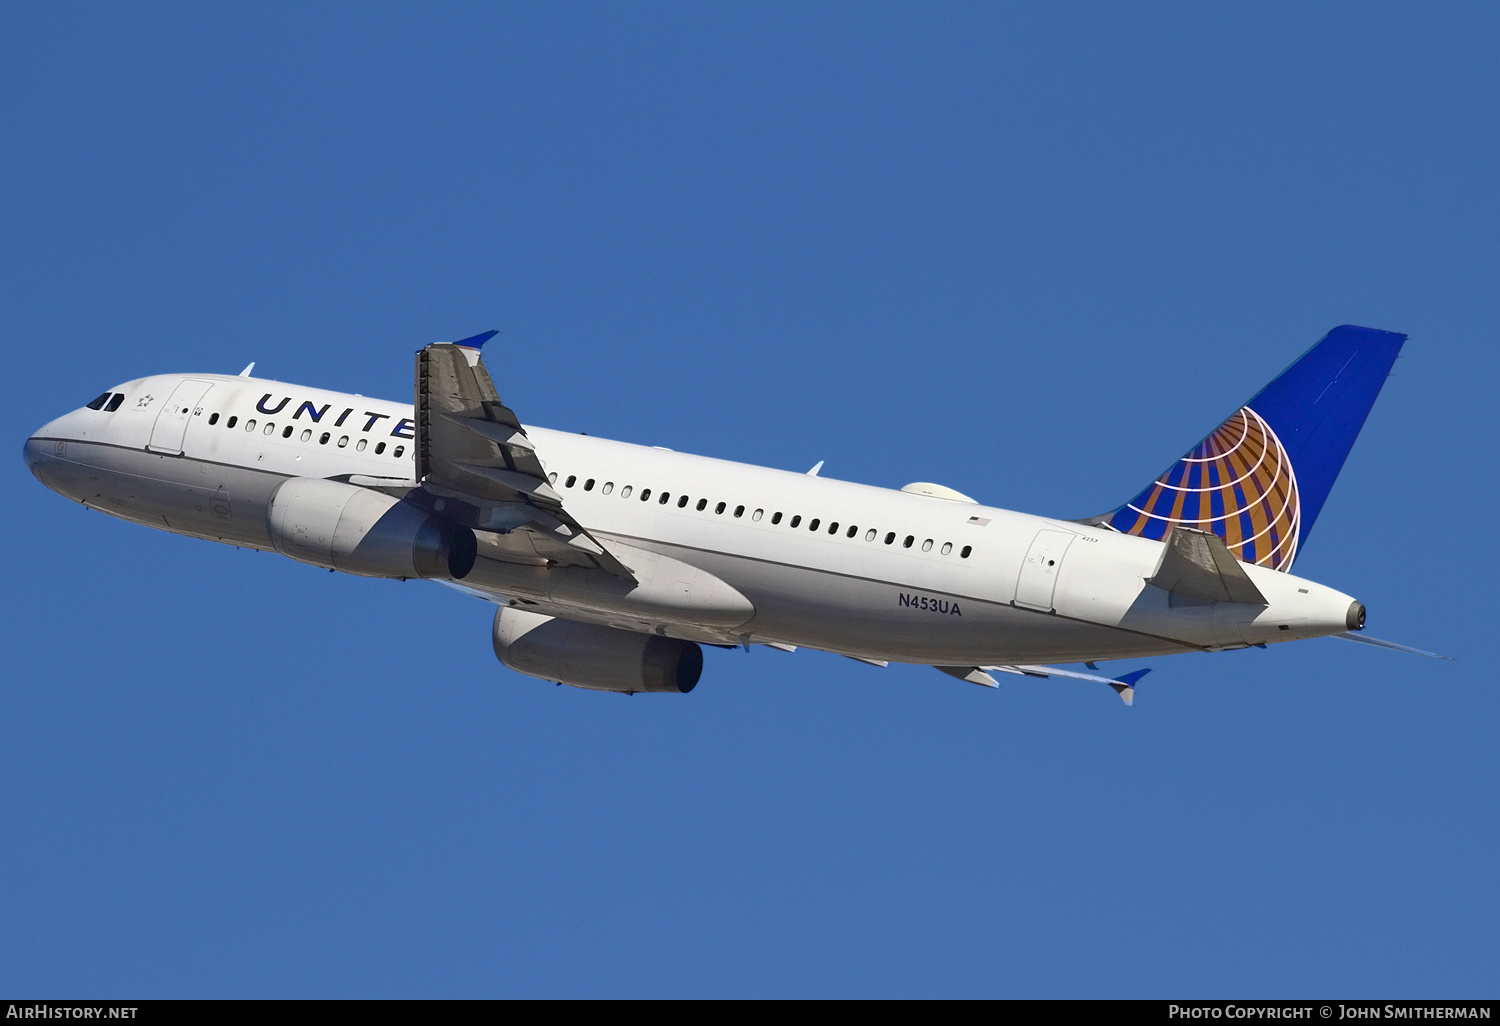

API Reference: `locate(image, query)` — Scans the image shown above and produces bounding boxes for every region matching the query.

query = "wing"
[934,662,1151,704]
[986,663,1152,705]
[415,332,633,579]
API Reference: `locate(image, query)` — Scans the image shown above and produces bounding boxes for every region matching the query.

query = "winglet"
[1110,668,1151,706]
[453,330,499,350]
[986,662,1152,703]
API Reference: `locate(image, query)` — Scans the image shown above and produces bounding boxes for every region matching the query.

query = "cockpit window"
[104,393,124,412]
[85,392,111,410]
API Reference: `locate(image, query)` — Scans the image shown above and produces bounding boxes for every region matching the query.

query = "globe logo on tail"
[1106,407,1301,571]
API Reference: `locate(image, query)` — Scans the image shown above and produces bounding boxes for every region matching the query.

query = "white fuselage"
[24,371,1361,666]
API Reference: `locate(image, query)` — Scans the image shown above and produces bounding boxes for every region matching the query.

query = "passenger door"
[147,379,214,454]
[1013,529,1075,612]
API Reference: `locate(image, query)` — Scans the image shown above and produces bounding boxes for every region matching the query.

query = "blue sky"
[2,3,1495,997]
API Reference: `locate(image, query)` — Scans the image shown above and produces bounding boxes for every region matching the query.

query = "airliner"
[22,325,1443,703]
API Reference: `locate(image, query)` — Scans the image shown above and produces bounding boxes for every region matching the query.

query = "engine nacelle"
[267,477,476,580]
[492,606,702,693]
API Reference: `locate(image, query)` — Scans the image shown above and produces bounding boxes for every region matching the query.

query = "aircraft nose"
[23,417,68,489]
[23,433,51,485]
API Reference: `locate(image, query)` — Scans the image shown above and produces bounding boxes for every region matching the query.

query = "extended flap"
[414,338,633,581]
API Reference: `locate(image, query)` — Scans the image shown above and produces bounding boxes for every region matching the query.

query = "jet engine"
[267,477,476,580]
[492,606,702,693]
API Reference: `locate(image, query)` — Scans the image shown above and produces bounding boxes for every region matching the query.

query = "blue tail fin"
[1096,325,1406,571]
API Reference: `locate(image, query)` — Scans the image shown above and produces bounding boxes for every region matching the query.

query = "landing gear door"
[1013,529,1075,612]
[147,379,214,454]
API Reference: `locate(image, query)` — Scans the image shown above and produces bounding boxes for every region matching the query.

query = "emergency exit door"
[147,379,214,454]
[1013,529,1075,612]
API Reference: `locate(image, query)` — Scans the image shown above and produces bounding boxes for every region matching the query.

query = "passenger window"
[565,475,576,488]
[208,412,219,425]
[790,515,801,528]
[106,394,124,412]
[319,432,330,444]
[584,479,595,491]
[338,436,348,447]
[263,422,275,435]
[734,505,744,518]
[961,545,972,559]
[640,488,652,501]
[621,485,633,498]
[772,512,783,525]
[884,532,895,545]
[85,393,111,410]
[678,495,689,508]
[809,519,820,531]
[847,526,857,538]
[660,492,671,504]
[715,502,726,515]
[865,529,876,541]
[827,522,838,534]
[282,426,293,438]
[752,509,763,521]
[921,539,933,552]
[696,499,707,511]
[226,416,237,428]
[941,542,953,555]
[375,442,386,454]
[356,439,367,452]
[602,482,614,494]
[548,473,558,484]
[903,535,914,548]
[393,446,405,458]
[300,429,312,441]
[245,419,257,431]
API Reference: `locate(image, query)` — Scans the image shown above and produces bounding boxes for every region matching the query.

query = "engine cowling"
[492,606,702,693]
[267,477,476,580]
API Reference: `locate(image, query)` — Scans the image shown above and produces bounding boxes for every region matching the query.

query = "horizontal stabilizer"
[1334,632,1453,660]
[1149,527,1267,605]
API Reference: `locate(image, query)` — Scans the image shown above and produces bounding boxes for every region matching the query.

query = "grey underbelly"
[33,442,1201,663]
[35,440,283,549]
[618,536,1192,664]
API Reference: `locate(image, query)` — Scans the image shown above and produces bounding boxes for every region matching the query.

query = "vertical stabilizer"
[1095,325,1406,570]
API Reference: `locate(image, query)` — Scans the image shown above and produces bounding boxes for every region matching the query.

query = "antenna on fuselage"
[806,460,824,476]
[238,362,256,377]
